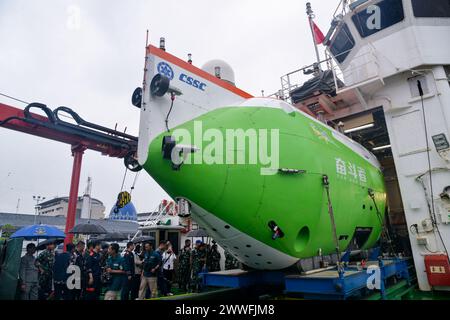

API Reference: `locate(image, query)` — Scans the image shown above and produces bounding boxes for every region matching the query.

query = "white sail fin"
[137,45,253,165]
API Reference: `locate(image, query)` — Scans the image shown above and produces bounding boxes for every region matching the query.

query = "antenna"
[160,37,166,51]
[214,66,221,79]
[142,30,150,112]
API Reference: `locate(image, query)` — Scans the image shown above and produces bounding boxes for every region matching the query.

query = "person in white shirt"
[162,246,177,296]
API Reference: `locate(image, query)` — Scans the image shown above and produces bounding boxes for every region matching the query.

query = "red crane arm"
[0,102,136,158]
[1,101,140,247]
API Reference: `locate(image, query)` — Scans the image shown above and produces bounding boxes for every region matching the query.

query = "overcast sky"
[0,0,336,216]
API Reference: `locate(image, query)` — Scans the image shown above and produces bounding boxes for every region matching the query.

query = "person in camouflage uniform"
[225,250,239,270]
[177,239,192,292]
[35,242,56,300]
[190,240,207,293]
[207,242,221,272]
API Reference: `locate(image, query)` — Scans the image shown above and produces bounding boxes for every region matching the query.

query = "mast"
[306,2,322,68]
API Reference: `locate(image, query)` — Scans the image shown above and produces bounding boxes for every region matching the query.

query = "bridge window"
[329,23,355,63]
[412,0,450,17]
[351,0,404,38]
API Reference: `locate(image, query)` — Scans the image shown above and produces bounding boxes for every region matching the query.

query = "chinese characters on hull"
[335,158,367,185]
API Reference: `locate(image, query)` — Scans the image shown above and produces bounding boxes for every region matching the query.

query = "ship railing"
[131,201,173,240]
[270,42,384,103]
[274,58,334,103]
[327,44,384,94]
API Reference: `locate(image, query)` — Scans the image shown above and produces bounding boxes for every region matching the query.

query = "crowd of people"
[18,237,239,300]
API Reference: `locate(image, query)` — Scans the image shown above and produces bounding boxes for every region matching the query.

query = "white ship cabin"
[326,0,450,94]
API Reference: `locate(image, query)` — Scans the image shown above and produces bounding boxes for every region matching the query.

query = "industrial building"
[37,196,106,220]
[0,212,138,237]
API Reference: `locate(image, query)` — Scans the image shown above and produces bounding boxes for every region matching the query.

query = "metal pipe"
[306,2,322,67]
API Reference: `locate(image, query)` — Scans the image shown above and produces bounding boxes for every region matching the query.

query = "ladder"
[130,201,173,241]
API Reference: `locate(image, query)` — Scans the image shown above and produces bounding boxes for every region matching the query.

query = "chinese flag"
[312,21,325,45]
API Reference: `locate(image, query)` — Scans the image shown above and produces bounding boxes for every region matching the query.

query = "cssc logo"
[157,62,174,80]
[179,73,207,91]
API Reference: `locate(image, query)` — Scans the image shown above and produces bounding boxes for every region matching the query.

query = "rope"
[322,175,342,270]
[120,167,128,192]
[0,93,30,126]
[129,171,141,195]
[368,189,397,257]
[0,92,29,105]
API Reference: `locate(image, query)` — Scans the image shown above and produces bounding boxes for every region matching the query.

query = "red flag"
[312,21,325,45]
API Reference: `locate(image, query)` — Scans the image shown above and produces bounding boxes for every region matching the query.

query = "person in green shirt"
[138,242,161,299]
[104,243,126,300]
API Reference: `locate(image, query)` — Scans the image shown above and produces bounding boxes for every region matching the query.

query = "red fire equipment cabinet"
[424,254,450,287]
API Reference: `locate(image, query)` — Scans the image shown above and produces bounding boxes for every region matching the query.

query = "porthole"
[234,246,239,250]
[245,255,249,258]
[362,205,366,210]
[257,254,262,257]
[246,245,251,248]
[224,225,230,229]
[267,262,272,265]
[212,228,217,232]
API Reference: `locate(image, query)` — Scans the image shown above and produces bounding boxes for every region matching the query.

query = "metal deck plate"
[207,270,250,277]
[294,270,360,279]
